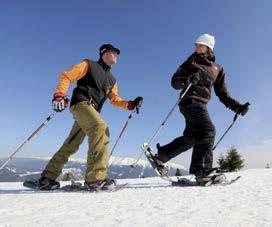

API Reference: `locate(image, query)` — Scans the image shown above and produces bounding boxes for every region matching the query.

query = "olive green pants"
[42,101,110,182]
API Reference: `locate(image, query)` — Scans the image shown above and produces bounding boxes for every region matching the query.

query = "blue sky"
[0,0,271,169]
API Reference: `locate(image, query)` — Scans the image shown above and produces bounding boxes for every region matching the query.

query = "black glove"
[235,102,250,116]
[128,96,143,113]
[187,72,200,86]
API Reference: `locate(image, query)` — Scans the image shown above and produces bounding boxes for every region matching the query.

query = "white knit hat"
[195,34,215,50]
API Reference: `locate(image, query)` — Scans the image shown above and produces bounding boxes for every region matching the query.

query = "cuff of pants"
[85,169,108,183]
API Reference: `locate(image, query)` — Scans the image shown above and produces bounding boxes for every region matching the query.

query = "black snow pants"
[157,99,216,175]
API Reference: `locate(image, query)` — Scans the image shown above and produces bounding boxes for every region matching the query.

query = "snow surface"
[0,169,271,227]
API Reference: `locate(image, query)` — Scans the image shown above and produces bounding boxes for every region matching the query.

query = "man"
[24,44,143,190]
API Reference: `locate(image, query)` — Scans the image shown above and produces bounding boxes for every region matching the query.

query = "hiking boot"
[23,177,60,190]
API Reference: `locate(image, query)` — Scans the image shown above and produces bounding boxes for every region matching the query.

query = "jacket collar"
[191,52,216,64]
[98,59,111,71]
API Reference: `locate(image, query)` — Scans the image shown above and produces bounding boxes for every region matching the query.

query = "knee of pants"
[89,121,110,138]
[207,127,216,138]
[199,124,216,139]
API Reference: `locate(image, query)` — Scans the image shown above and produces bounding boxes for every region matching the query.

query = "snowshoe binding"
[84,178,117,192]
[195,168,227,186]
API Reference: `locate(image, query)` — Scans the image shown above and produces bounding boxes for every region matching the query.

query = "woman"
[155,34,249,184]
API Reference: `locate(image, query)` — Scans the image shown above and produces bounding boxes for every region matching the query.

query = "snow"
[0,169,272,227]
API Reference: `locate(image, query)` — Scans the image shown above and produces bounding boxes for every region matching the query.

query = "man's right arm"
[55,60,89,96]
[52,60,89,112]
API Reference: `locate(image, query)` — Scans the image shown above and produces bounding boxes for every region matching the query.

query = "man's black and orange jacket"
[54,59,129,112]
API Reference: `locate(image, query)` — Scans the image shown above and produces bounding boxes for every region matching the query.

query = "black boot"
[156,143,164,163]
[23,177,60,190]
[156,143,169,164]
[154,154,166,168]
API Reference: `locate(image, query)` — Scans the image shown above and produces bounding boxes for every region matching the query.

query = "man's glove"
[235,102,250,116]
[52,92,69,112]
[127,96,143,113]
[187,72,200,86]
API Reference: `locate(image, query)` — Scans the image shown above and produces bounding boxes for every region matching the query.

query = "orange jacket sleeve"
[55,60,89,95]
[108,82,129,109]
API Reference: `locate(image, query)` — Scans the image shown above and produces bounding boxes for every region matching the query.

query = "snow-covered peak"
[0,156,188,182]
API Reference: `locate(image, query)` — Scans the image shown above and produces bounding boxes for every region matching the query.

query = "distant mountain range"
[0,157,188,182]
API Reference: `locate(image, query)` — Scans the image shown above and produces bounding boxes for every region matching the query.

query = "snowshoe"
[141,143,168,177]
[23,177,60,190]
[172,178,196,186]
[101,178,117,190]
[172,174,240,187]
[195,169,227,186]
[84,178,117,191]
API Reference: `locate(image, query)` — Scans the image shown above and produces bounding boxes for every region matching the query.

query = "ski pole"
[0,113,55,171]
[213,101,250,151]
[128,83,192,174]
[212,113,239,151]
[109,109,136,158]
[146,83,192,146]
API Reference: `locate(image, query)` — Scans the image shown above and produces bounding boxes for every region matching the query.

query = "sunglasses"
[107,49,119,55]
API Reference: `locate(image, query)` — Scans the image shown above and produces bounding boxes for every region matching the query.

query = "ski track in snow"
[0,169,271,227]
